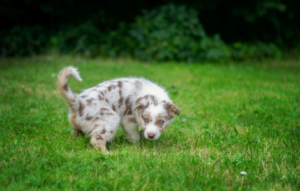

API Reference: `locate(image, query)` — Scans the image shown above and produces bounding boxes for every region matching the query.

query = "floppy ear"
[165,102,180,117]
[134,96,148,111]
[134,102,145,111]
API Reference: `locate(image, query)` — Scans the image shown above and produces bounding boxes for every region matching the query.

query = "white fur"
[57,66,180,152]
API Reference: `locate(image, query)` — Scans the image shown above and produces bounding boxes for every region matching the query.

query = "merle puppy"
[57,66,180,153]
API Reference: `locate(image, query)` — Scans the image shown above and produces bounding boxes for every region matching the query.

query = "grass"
[0,56,300,190]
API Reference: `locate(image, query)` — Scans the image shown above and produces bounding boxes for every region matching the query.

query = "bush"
[101,23,135,58]
[128,4,230,62]
[0,3,285,62]
[0,26,50,56]
[230,42,282,60]
[52,22,105,57]
[0,23,105,58]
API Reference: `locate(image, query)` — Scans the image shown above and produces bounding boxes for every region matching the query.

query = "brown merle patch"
[134,97,144,110]
[106,99,109,103]
[117,81,122,89]
[118,97,124,108]
[112,104,116,112]
[135,80,142,90]
[81,95,88,98]
[86,98,93,106]
[110,130,114,134]
[118,81,124,108]
[128,117,137,123]
[86,115,93,120]
[135,95,157,111]
[96,135,103,140]
[107,85,117,92]
[146,95,158,105]
[135,97,143,104]
[100,129,106,134]
[63,84,69,91]
[98,95,104,101]
[79,101,85,117]
[100,108,112,116]
[124,97,132,115]
[100,91,105,96]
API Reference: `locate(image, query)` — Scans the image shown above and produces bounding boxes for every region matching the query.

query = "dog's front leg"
[121,116,140,143]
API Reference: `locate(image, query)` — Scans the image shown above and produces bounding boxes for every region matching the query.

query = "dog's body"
[57,66,180,152]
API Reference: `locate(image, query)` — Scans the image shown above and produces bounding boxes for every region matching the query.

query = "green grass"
[0,56,300,190]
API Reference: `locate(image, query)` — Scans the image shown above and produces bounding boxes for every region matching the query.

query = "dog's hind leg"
[90,108,120,153]
[69,113,85,137]
[71,129,84,137]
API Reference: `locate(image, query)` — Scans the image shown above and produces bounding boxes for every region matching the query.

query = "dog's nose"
[148,132,156,139]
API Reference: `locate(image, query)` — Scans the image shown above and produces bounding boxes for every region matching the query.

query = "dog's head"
[134,95,180,140]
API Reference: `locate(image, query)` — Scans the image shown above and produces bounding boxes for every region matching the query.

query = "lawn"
[0,56,300,190]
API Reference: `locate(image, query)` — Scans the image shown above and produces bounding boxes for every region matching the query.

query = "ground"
[0,56,299,190]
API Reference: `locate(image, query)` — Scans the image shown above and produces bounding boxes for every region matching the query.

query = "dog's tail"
[57,66,82,110]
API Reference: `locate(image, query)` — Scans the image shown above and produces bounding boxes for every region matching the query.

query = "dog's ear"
[134,96,148,111]
[165,102,180,117]
[134,102,145,111]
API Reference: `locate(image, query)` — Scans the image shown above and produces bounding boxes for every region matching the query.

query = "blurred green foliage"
[0,2,297,61]
[54,23,105,57]
[127,4,229,61]
[1,26,49,56]
[230,42,282,61]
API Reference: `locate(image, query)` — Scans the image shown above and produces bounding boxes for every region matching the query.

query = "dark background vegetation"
[1,0,299,61]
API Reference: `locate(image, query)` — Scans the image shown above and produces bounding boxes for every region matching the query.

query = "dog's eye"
[158,120,164,124]
[144,118,149,123]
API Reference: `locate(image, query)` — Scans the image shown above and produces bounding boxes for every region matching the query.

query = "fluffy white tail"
[57,66,82,110]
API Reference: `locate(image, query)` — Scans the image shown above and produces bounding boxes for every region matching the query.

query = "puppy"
[57,66,180,153]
